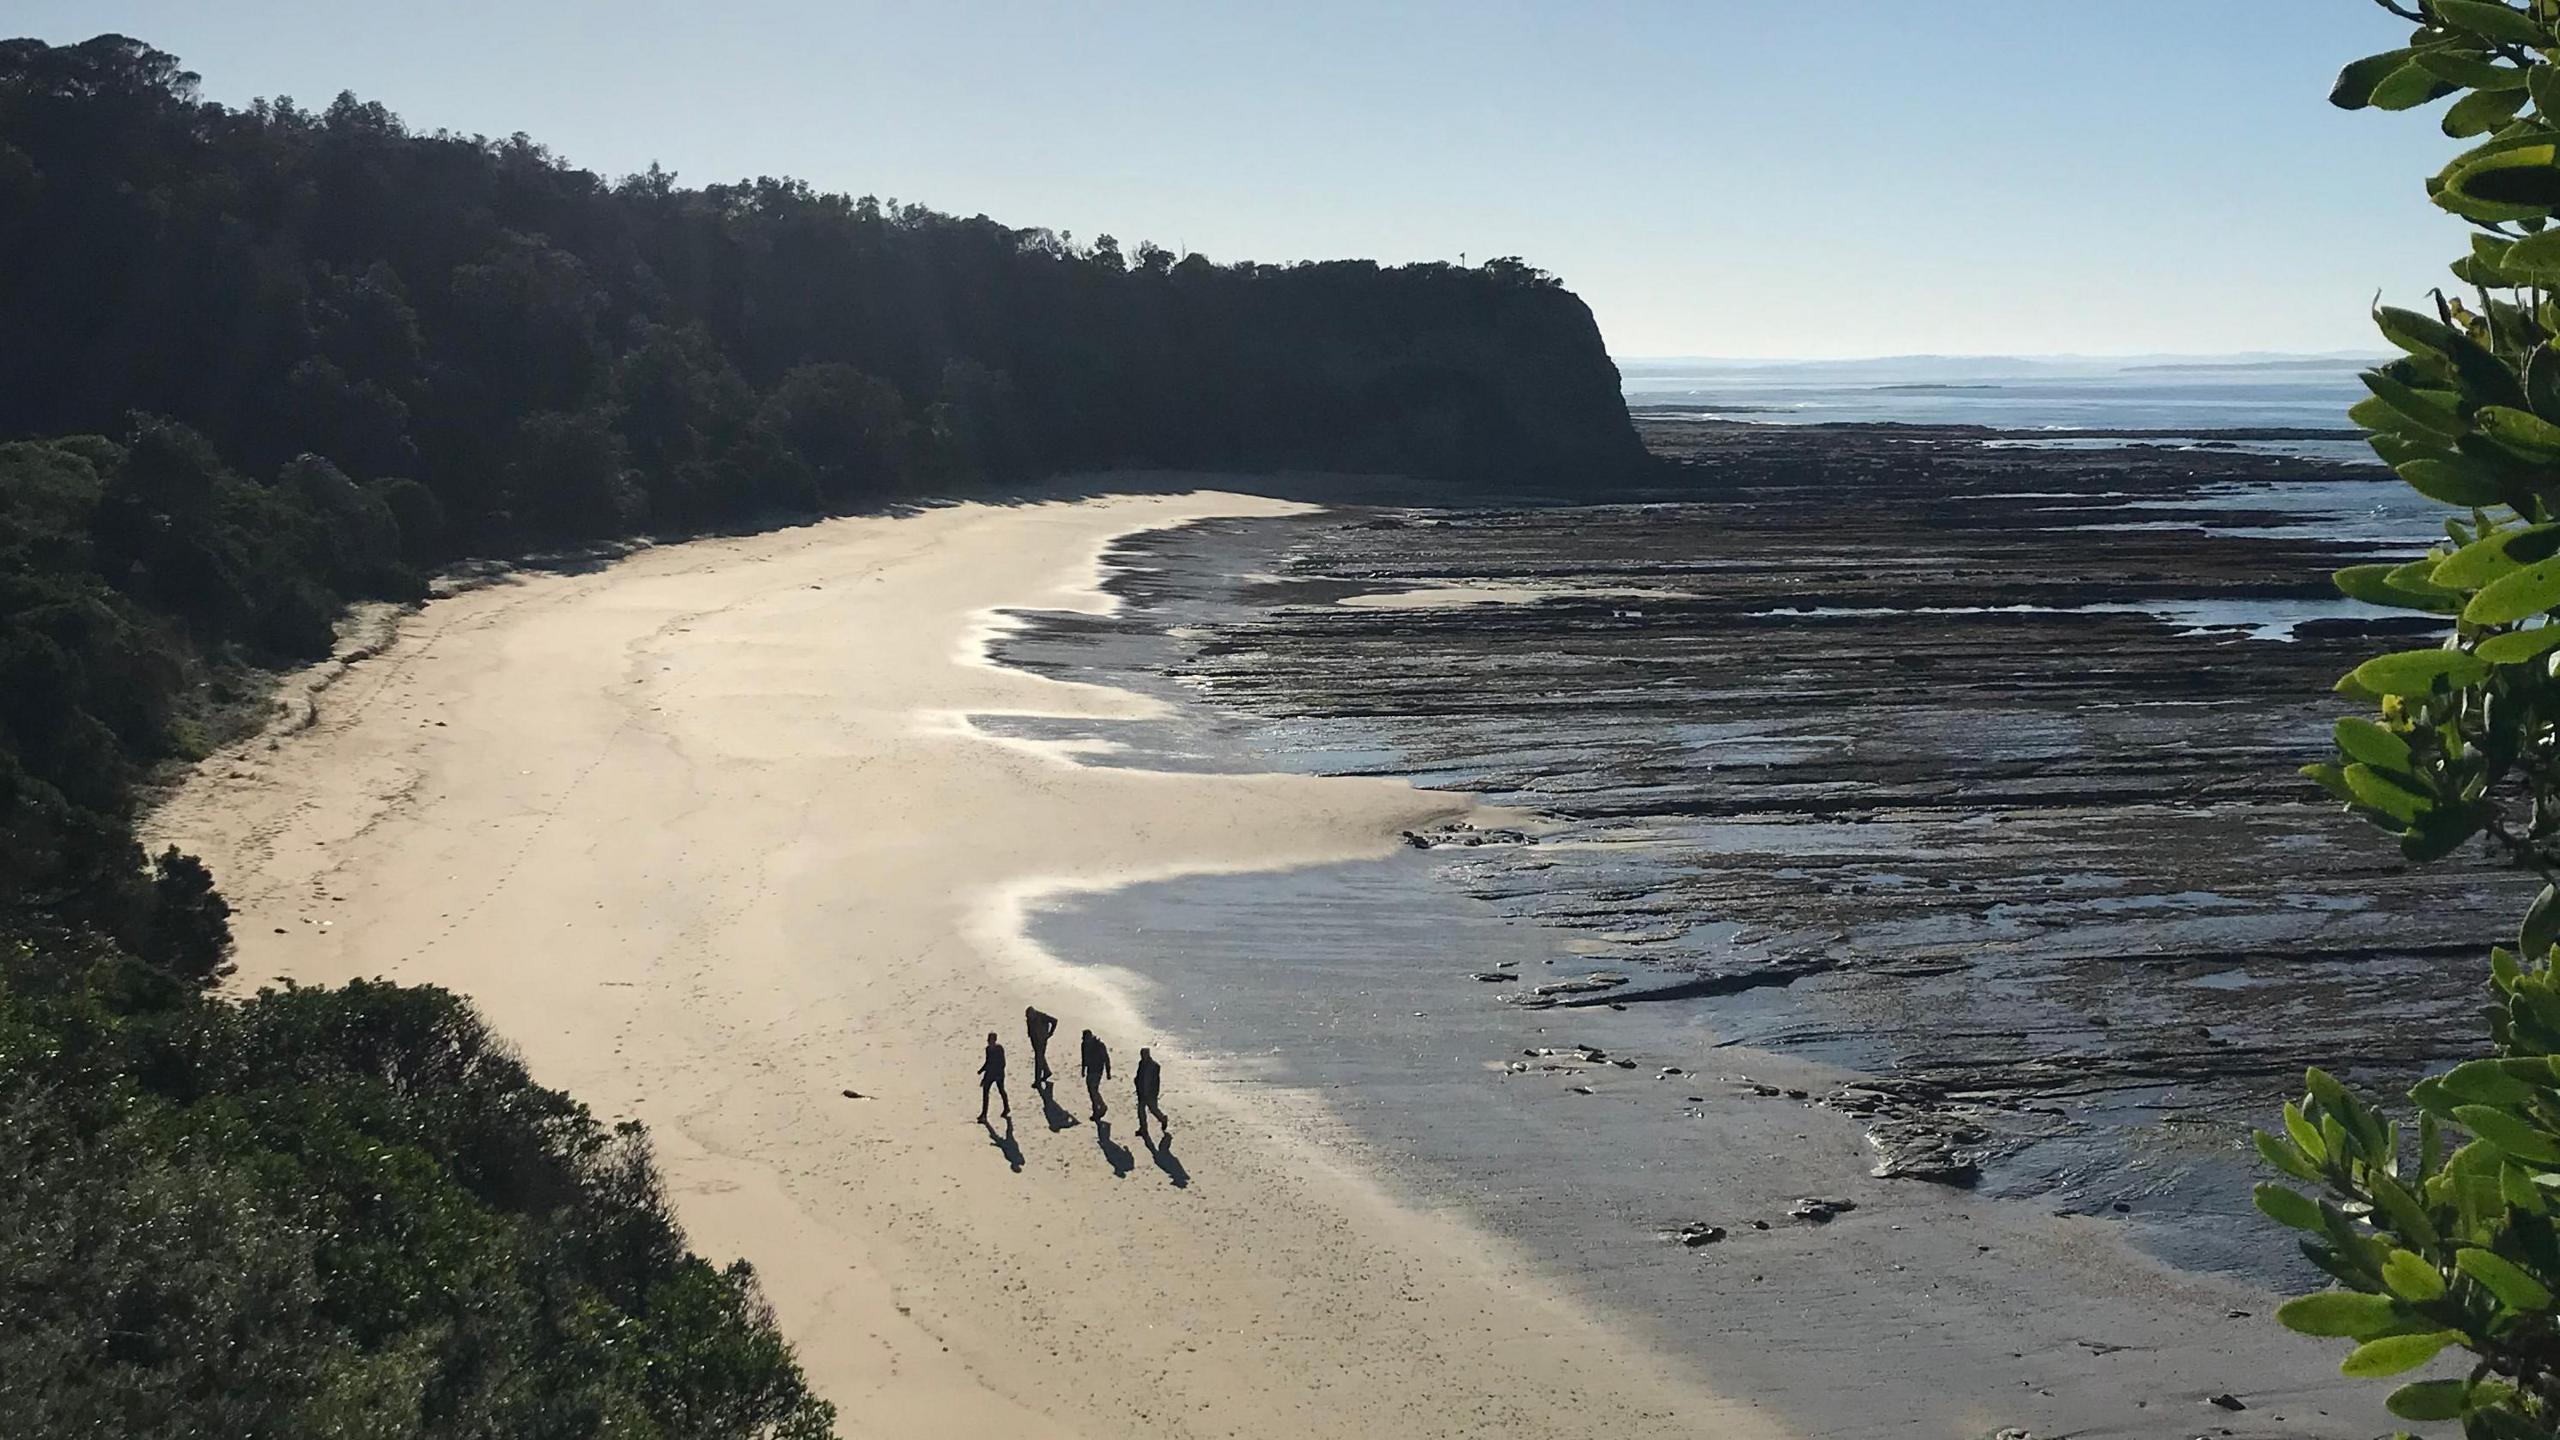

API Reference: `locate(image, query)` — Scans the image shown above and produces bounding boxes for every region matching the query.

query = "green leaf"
[2436,524,2560,588]
[2481,626,2560,663]
[2511,227,2560,280]
[2363,370,2469,437]
[2466,555,2560,623]
[2256,1182,2326,1231]
[2441,142,2560,222]
[2341,1329,2460,1378]
[2404,807,2485,862]
[2536,59,2560,117]
[2478,403,2560,459]
[2377,61,2462,111]
[2374,1169,2445,1250]
[2336,717,2416,773]
[2348,648,2492,695]
[2256,1127,2324,1182]
[2422,47,2530,88]
[2287,1100,2329,1161]
[2388,555,2461,596]
[2465,231,2526,286]
[2402,456,2510,508]
[2503,1157,2542,1211]
[2336,561,2467,612]
[2335,48,2420,109]
[2346,763,2431,823]
[2378,303,2466,359]
[2302,761,2358,804]
[2454,1102,2560,1162]
[2275,1288,2402,1338]
[2526,884,2560,956]
[2436,1,2552,47]
[2353,394,2432,439]
[2383,1247,2449,1301]
[2385,1378,2471,1422]
[2530,345,2560,421]
[2449,332,2535,412]
[2457,1247,2555,1309]
[2445,1056,2543,1104]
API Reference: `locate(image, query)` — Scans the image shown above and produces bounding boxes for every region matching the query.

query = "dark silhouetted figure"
[1080,1029,1111,1121]
[1025,1005,1059,1087]
[977,1032,1010,1122]
[1134,1047,1169,1140]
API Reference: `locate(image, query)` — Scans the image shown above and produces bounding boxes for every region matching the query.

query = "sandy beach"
[148,484,1789,1440]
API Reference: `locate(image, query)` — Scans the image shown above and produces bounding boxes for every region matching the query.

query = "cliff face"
[1282,277,1646,483]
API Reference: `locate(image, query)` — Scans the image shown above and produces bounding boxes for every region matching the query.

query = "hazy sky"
[19,1,2459,358]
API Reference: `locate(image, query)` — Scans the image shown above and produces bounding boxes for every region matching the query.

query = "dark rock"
[1532,973,1628,997]
[2205,1393,2245,1412]
[1523,1044,1607,1063]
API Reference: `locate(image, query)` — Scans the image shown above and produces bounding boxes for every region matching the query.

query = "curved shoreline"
[148,483,1781,1440]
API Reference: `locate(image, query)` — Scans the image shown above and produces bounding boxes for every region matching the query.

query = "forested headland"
[0,31,1638,1437]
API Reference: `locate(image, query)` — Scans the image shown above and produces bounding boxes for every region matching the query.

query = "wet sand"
[147,484,1791,1440]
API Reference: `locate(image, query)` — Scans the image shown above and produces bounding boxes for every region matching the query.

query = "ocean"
[1619,355,2379,460]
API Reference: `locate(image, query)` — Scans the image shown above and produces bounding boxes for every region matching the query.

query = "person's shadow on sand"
[1036,1080,1080,1133]
[1092,1118,1135,1177]
[1143,1132,1189,1188]
[980,1114,1023,1173]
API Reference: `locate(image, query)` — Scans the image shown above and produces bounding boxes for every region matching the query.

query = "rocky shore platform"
[992,421,2522,1262]
[965,424,2518,1435]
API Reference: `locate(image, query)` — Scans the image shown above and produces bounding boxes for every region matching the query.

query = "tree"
[500,409,639,543]
[2264,5,2560,1432]
[756,363,912,504]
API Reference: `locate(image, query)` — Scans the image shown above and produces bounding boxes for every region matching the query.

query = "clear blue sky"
[17,1,2458,359]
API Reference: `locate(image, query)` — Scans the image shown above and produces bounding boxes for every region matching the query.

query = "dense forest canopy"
[0,30,1646,1437]
[0,33,1639,560]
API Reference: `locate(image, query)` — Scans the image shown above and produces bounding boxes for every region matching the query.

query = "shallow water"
[1618,356,2370,431]
[982,448,2522,1309]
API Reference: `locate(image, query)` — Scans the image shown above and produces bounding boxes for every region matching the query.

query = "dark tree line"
[0,33,1641,1436]
[0,34,1639,561]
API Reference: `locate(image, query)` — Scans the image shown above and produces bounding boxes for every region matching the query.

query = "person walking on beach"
[1080,1028,1112,1121]
[1025,1005,1059,1088]
[1134,1046,1169,1141]
[977,1032,1010,1122]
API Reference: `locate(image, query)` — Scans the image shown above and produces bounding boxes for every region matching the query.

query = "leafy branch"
[2281,2,2560,1433]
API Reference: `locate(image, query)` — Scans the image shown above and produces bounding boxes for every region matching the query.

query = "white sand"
[151,488,1790,1440]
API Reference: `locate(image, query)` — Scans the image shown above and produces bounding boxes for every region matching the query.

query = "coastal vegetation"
[0,31,1638,1435]
[2269,0,2560,1429]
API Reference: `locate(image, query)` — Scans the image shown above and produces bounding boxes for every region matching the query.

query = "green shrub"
[2273,3,2560,1431]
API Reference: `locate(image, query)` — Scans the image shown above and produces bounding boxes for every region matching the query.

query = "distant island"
[2118,357,2371,372]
